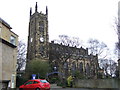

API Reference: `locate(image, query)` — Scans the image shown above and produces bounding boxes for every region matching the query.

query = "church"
[27,2,100,78]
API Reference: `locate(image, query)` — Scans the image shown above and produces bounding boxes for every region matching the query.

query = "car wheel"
[36,88,40,90]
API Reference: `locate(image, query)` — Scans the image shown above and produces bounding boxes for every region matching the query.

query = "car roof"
[28,79,45,82]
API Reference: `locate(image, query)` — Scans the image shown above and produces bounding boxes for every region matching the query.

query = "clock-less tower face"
[27,4,49,61]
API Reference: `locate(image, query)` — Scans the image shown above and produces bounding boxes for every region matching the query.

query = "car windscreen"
[40,80,48,83]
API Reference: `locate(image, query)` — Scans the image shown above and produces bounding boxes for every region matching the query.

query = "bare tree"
[118,2,120,58]
[53,35,84,48]
[51,35,84,66]
[113,17,120,59]
[99,59,117,77]
[17,40,26,71]
[87,38,113,77]
[87,38,109,59]
[99,59,109,76]
[108,59,117,77]
[113,3,120,59]
[50,35,84,76]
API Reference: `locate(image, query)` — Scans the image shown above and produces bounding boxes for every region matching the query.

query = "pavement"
[50,84,62,88]
[16,84,118,90]
[50,84,118,90]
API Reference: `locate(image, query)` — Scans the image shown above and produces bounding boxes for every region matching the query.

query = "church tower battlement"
[27,2,49,61]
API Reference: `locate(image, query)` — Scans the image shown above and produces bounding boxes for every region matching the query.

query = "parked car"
[19,79,50,90]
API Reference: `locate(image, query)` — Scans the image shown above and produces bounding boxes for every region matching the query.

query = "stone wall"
[74,79,120,88]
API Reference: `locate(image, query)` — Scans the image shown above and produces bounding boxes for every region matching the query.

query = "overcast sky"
[0,0,119,60]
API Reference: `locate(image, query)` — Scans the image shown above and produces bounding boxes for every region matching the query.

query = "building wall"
[2,42,17,80]
[0,25,18,46]
[27,4,49,61]
[49,42,99,78]
[0,41,17,88]
[0,18,18,88]
[27,3,100,79]
[0,31,2,90]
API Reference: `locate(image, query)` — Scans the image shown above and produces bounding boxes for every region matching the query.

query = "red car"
[19,79,50,90]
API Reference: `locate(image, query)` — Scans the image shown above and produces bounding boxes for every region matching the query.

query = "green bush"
[74,70,84,79]
[97,72,103,79]
[16,59,51,87]
[49,78,57,83]
[25,59,51,79]
[16,75,28,87]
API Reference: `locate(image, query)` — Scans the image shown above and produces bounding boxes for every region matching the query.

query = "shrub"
[25,59,51,79]
[16,75,28,87]
[74,70,84,79]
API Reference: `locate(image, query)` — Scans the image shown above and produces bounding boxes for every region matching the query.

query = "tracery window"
[79,62,83,73]
[39,21,44,32]
[72,62,76,71]
[86,63,90,75]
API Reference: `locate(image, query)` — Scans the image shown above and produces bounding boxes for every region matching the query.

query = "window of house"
[10,35,16,45]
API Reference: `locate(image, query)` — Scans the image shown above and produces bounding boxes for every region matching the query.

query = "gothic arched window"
[64,62,68,69]
[79,62,83,73]
[72,62,76,76]
[39,21,44,32]
[72,62,76,71]
[86,63,90,75]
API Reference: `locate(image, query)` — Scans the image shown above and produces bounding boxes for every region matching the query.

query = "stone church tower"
[27,2,49,61]
[26,2,100,78]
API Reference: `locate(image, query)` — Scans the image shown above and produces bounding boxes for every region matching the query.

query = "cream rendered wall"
[2,43,17,80]
[1,25,18,46]
[0,26,2,89]
[0,41,17,88]
[0,20,18,88]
